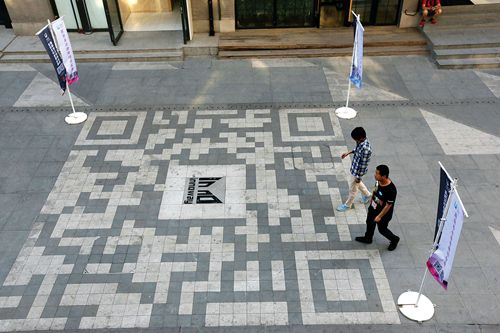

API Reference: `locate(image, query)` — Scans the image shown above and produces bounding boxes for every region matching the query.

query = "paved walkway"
[0,55,499,332]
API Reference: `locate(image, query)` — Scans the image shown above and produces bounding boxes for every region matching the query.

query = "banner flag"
[427,190,465,289]
[435,164,453,238]
[52,17,79,85]
[349,16,364,88]
[36,25,67,92]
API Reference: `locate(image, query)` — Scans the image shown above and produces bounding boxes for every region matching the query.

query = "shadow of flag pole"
[335,11,363,120]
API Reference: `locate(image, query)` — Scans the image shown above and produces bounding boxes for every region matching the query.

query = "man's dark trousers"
[364,211,398,242]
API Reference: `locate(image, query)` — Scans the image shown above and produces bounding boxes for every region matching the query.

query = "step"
[427,13,500,27]
[438,3,500,14]
[0,50,183,63]
[434,46,500,59]
[426,28,500,49]
[3,48,181,56]
[423,22,500,32]
[218,45,428,59]
[433,18,500,29]
[219,39,427,51]
[436,9,500,17]
[219,28,426,51]
[436,57,500,68]
[431,41,500,50]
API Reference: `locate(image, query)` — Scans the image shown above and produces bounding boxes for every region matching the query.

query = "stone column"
[399,0,420,28]
[218,0,235,32]
[191,0,210,33]
[5,0,54,35]
[191,0,235,33]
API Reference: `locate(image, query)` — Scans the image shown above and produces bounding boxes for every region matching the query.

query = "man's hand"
[375,203,392,223]
[341,152,350,159]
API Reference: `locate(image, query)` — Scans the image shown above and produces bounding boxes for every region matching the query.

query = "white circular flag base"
[335,106,357,119]
[65,112,87,125]
[397,291,435,322]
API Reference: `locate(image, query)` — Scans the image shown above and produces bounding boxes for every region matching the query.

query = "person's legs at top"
[337,176,358,211]
[345,176,360,207]
[358,179,372,203]
[338,176,370,211]
[431,8,442,24]
[419,9,429,27]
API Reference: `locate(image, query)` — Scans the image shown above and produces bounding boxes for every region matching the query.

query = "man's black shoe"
[388,236,400,251]
[355,236,372,244]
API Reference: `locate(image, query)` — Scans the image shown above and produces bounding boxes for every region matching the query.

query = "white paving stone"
[475,71,500,98]
[14,73,89,107]
[421,109,500,155]
[489,226,500,246]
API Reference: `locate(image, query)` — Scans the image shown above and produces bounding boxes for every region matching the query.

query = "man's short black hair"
[376,164,390,177]
[351,127,366,140]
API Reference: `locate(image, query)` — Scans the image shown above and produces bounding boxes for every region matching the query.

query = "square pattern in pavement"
[0,108,400,331]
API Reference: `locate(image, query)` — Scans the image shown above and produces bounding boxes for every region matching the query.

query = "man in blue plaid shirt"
[337,127,372,212]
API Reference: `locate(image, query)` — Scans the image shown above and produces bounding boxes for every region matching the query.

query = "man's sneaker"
[355,236,372,244]
[388,236,400,251]
[361,194,371,204]
[419,20,425,28]
[336,204,351,212]
[431,18,437,24]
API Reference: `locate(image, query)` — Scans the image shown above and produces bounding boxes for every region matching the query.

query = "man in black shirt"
[355,165,400,251]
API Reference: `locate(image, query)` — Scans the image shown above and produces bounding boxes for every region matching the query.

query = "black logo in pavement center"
[183,177,225,204]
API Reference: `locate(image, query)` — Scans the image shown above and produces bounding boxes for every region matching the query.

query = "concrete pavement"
[0,55,499,332]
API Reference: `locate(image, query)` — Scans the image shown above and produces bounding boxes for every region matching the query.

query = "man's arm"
[341,150,354,159]
[374,203,393,223]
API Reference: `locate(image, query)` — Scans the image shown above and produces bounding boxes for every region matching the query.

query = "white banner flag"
[51,17,79,85]
[427,190,465,289]
[349,16,364,88]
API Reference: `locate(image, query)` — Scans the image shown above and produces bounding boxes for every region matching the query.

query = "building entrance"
[119,0,182,31]
[50,0,190,45]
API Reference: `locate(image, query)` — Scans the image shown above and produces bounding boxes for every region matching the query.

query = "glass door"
[349,0,400,25]
[275,0,316,28]
[350,0,373,24]
[319,0,347,28]
[374,0,400,25]
[102,0,123,45]
[50,0,82,31]
[236,0,317,29]
[236,0,274,29]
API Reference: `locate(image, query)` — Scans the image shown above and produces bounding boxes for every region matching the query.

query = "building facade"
[2,0,426,43]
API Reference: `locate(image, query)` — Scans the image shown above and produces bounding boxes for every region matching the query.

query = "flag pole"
[345,11,360,110]
[397,169,459,322]
[66,84,77,115]
[335,11,362,119]
[345,40,355,109]
[47,18,87,125]
[413,178,456,306]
